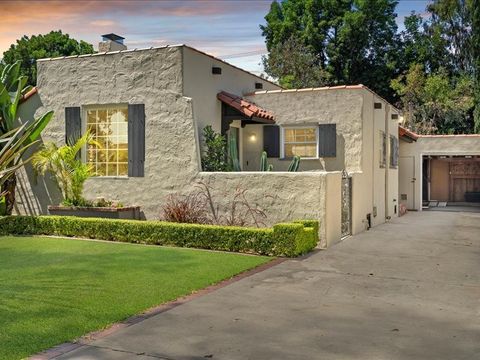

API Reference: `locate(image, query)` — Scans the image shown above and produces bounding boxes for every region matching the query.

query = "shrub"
[201,125,230,171]
[161,193,209,224]
[0,216,319,257]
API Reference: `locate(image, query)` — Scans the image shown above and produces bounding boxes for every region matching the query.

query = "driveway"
[56,211,480,360]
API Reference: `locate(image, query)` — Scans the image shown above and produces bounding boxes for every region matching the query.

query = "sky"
[1,0,431,76]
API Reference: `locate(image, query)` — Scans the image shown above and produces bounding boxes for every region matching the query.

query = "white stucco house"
[15,34,479,247]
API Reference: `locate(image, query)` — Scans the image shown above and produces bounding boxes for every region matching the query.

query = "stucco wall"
[182,47,280,136]
[197,171,341,247]
[399,135,480,210]
[244,89,364,173]
[16,46,203,219]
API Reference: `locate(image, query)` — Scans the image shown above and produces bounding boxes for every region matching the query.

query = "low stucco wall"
[197,171,341,247]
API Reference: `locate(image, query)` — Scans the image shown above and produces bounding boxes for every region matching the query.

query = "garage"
[424,155,480,204]
[398,129,480,211]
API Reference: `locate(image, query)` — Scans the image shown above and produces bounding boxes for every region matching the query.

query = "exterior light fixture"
[249,133,257,142]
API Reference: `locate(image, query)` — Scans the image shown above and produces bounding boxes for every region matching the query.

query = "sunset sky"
[2,0,430,75]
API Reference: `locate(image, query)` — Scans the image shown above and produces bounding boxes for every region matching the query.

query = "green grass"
[0,236,270,360]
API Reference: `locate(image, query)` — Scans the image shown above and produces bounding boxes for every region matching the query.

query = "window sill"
[279,157,320,161]
[90,176,130,180]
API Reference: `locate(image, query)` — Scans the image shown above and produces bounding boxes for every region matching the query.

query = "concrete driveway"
[57,211,480,360]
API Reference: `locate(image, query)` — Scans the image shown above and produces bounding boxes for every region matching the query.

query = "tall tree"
[261,0,399,101]
[1,30,93,86]
[427,0,474,74]
[473,0,480,132]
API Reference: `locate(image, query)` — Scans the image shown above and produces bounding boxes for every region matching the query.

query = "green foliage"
[259,151,300,172]
[228,131,242,171]
[287,156,300,172]
[201,125,230,171]
[0,216,319,257]
[392,64,474,134]
[0,236,268,359]
[1,30,94,86]
[32,131,96,206]
[261,0,399,100]
[262,36,331,88]
[260,151,269,171]
[473,0,480,132]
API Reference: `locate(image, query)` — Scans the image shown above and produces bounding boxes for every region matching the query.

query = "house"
[398,127,480,210]
[16,34,403,247]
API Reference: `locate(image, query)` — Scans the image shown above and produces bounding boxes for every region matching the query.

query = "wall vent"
[391,114,399,120]
[255,82,263,89]
[374,102,382,109]
[212,66,222,75]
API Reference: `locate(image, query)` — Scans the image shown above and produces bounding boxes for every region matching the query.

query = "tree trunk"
[1,174,17,215]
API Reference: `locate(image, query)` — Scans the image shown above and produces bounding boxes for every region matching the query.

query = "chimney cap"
[101,33,125,44]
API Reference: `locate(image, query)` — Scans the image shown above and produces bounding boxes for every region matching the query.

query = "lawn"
[0,236,270,360]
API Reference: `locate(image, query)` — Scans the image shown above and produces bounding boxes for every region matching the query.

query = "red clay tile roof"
[217,91,275,122]
[399,125,419,141]
[19,87,38,104]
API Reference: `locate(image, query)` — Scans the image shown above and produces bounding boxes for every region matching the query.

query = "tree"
[391,64,474,134]
[262,36,330,88]
[427,0,474,74]
[473,0,480,132]
[261,0,399,101]
[0,61,53,214]
[1,31,94,86]
[32,131,96,206]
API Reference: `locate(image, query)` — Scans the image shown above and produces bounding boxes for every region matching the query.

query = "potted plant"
[32,131,140,219]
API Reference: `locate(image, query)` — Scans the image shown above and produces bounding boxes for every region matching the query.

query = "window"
[379,131,386,168]
[282,127,318,158]
[86,106,128,176]
[390,135,399,168]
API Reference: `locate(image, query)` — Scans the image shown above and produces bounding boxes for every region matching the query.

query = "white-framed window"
[281,126,318,159]
[85,105,129,177]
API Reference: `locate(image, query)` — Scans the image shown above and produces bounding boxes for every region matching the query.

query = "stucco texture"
[16,47,201,219]
[244,90,364,173]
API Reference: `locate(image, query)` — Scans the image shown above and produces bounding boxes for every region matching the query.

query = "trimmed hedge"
[0,216,319,257]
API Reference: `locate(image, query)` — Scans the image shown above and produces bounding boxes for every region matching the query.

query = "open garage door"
[424,156,480,203]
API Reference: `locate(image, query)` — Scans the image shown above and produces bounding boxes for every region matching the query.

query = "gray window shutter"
[318,124,336,157]
[263,125,280,158]
[65,107,81,145]
[128,104,145,177]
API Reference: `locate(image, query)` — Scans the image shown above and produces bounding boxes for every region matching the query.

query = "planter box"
[48,205,141,220]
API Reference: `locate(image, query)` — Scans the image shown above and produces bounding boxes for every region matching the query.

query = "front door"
[399,156,416,209]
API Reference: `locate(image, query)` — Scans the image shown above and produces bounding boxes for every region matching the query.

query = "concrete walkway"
[57,211,480,360]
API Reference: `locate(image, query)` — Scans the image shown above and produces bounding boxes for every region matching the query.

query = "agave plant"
[0,60,53,214]
[32,131,98,206]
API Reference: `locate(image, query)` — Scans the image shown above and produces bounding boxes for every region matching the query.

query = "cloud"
[90,19,118,27]
[0,0,271,55]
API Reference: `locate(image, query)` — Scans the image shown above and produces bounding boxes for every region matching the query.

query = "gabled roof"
[217,91,275,122]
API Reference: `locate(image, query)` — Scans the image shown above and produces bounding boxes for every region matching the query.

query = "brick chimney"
[99,33,127,52]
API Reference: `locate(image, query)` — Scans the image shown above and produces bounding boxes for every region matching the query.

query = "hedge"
[0,216,319,257]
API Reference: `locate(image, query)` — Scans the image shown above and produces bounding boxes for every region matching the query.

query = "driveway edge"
[29,257,286,360]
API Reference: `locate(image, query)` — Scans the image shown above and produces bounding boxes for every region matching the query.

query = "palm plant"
[0,60,53,214]
[32,131,97,206]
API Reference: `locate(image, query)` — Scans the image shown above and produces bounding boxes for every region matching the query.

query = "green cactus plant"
[228,132,241,171]
[288,156,301,172]
[268,164,274,171]
[260,151,268,171]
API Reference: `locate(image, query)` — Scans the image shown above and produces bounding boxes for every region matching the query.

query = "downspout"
[385,104,390,220]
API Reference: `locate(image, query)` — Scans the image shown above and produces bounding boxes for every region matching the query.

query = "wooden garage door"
[450,160,480,202]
